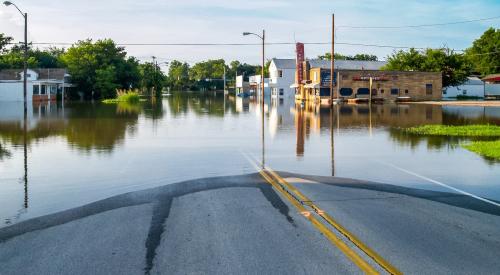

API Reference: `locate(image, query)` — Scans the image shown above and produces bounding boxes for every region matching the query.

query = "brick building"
[295,60,442,104]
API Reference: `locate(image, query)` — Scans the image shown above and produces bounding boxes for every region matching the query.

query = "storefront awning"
[289,83,299,88]
[304,83,320,89]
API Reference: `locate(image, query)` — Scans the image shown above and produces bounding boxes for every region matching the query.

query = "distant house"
[248,75,271,97]
[483,74,500,99]
[235,75,250,95]
[443,77,485,99]
[0,68,72,102]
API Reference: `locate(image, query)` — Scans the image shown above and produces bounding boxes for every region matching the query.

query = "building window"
[463,90,467,95]
[41,85,47,95]
[391,88,399,95]
[33,85,40,95]
[443,90,447,95]
[342,74,348,80]
[340,88,353,96]
[278,70,283,78]
[392,75,398,80]
[279,88,284,95]
[380,89,385,94]
[357,88,370,95]
[371,89,377,95]
[405,89,409,94]
[426,84,433,95]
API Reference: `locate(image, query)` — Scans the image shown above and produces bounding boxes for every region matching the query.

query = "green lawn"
[463,140,500,160]
[403,125,500,137]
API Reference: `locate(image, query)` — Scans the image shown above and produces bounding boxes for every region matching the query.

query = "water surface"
[1,93,499,226]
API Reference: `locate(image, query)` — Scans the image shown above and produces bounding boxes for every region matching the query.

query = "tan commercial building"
[295,60,442,104]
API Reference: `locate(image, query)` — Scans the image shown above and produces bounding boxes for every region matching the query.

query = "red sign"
[353,75,389,81]
[296,43,305,84]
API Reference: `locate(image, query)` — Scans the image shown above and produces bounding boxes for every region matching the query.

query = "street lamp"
[3,1,27,112]
[243,30,266,168]
[4,1,28,209]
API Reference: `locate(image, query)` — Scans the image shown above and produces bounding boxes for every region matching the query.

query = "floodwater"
[1,92,499,227]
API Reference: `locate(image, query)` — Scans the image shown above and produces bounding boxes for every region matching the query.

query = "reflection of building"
[0,68,73,102]
[443,77,485,98]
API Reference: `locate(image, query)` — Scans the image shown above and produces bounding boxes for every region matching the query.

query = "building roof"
[0,68,68,81]
[271,58,296,69]
[270,58,387,70]
[483,73,500,82]
[464,77,484,85]
[309,59,387,70]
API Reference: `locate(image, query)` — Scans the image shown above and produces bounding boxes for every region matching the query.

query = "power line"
[6,41,499,56]
[338,15,500,29]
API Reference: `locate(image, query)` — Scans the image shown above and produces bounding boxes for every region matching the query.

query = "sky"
[0,0,499,68]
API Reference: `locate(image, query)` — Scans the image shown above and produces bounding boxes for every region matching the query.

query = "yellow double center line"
[259,167,401,275]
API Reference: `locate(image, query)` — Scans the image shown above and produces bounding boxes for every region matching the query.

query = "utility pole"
[330,13,334,106]
[223,65,226,93]
[152,56,157,96]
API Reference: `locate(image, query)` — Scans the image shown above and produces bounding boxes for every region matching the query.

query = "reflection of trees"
[0,103,139,154]
[0,143,11,160]
[64,103,139,152]
[388,128,498,150]
[142,98,165,120]
[167,92,234,117]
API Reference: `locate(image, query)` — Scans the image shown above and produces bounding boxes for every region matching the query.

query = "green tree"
[167,60,190,90]
[228,60,257,81]
[60,39,140,99]
[465,28,500,76]
[318,53,378,61]
[0,33,13,53]
[95,65,118,99]
[189,59,227,90]
[140,62,166,96]
[383,48,471,87]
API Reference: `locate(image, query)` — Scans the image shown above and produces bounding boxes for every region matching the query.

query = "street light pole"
[243,30,266,168]
[3,1,28,114]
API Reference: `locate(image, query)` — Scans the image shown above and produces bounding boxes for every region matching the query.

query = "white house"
[269,58,296,100]
[248,75,271,97]
[235,75,250,95]
[483,74,500,99]
[0,68,71,102]
[443,77,485,98]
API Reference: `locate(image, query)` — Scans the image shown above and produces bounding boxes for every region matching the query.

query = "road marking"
[240,152,399,274]
[377,160,500,208]
[265,167,401,275]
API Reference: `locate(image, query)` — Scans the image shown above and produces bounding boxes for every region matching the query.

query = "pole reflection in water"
[23,100,28,209]
[261,99,265,169]
[330,105,335,177]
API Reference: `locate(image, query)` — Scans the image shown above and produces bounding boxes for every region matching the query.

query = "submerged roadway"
[1,170,500,274]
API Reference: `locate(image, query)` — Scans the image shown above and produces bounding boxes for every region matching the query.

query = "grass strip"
[403,125,500,137]
[463,140,500,160]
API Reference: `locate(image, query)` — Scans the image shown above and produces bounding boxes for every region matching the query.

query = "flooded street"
[1,92,499,227]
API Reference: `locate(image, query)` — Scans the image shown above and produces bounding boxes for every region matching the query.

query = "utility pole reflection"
[23,101,28,208]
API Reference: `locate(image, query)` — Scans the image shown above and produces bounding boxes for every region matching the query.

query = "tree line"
[1,27,498,99]
[317,28,498,87]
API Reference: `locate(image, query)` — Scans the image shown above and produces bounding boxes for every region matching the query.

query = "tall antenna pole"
[330,13,335,105]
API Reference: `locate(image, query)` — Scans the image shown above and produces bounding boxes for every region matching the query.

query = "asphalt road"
[1,172,499,274]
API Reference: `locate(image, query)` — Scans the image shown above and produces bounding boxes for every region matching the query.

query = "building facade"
[443,77,485,98]
[268,59,296,99]
[295,60,442,103]
[0,68,71,102]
